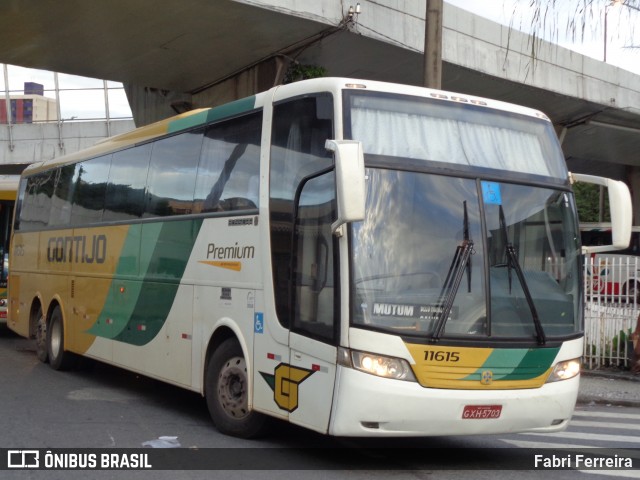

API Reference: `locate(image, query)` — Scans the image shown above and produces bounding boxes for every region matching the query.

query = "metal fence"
[583,255,639,369]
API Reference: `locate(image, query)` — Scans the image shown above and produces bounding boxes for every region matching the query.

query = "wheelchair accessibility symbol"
[481,181,502,205]
[254,312,264,334]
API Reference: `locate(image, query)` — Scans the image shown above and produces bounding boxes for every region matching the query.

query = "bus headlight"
[338,347,416,382]
[546,358,581,383]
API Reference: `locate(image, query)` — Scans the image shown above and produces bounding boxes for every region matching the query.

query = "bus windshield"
[345,91,567,179]
[347,93,581,342]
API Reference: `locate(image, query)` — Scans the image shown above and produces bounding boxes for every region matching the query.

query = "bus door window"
[269,94,334,330]
[292,171,337,342]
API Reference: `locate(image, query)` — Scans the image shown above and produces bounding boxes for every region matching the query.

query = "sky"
[0,65,133,120]
[447,0,640,75]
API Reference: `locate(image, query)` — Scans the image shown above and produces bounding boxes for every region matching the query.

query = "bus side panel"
[9,231,44,337]
[84,220,201,387]
[68,225,135,358]
[110,283,194,387]
[184,215,263,394]
[38,230,73,275]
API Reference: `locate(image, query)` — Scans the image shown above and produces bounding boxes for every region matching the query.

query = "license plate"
[462,405,502,419]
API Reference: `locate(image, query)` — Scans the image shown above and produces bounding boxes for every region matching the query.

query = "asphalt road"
[1,325,638,480]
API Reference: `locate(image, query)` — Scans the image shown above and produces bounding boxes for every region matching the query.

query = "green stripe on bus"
[462,347,559,381]
[168,96,257,133]
[87,219,203,344]
[87,225,150,339]
[505,347,560,380]
[114,219,203,345]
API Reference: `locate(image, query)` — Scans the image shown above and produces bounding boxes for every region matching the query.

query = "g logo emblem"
[260,363,314,412]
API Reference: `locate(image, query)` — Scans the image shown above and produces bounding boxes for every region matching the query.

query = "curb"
[576,395,640,408]
[577,370,640,408]
[581,369,640,383]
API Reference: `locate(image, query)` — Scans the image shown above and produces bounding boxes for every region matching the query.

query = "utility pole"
[423,0,443,89]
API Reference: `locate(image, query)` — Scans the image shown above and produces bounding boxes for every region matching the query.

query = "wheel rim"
[50,317,62,360]
[35,312,46,353]
[217,356,249,419]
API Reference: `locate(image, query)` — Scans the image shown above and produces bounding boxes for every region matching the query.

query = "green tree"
[573,182,610,222]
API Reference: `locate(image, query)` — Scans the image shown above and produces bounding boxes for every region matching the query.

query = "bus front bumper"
[328,366,579,437]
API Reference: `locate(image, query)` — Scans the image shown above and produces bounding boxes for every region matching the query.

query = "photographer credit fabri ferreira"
[534,453,634,470]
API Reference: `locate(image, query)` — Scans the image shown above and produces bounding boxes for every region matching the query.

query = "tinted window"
[292,171,337,342]
[145,129,203,217]
[104,144,152,221]
[18,172,55,231]
[70,154,111,225]
[48,165,76,227]
[194,111,262,213]
[269,94,334,329]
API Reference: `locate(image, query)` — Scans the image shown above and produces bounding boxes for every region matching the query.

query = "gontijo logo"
[46,234,107,264]
[199,242,255,272]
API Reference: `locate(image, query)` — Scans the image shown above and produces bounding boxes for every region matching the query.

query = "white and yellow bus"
[0,175,19,324]
[7,78,631,438]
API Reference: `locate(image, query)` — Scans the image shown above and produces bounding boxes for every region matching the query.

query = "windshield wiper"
[432,201,474,341]
[498,205,546,345]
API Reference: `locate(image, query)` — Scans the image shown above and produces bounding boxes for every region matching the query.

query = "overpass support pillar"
[124,56,290,127]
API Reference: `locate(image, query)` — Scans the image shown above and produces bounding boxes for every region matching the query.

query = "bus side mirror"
[571,172,632,253]
[325,140,365,235]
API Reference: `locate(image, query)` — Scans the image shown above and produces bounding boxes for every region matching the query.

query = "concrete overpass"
[1,1,640,205]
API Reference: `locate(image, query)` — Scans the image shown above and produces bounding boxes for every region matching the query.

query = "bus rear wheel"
[205,339,269,438]
[34,305,48,363]
[46,306,76,371]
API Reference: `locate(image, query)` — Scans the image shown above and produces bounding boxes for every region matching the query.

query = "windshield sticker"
[372,303,457,321]
[481,181,502,205]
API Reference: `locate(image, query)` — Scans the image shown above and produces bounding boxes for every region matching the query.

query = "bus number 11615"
[424,351,460,362]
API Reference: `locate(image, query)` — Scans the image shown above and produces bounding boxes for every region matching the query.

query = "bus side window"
[47,165,76,227]
[145,129,202,217]
[194,111,262,214]
[104,144,152,221]
[70,154,111,226]
[17,173,52,231]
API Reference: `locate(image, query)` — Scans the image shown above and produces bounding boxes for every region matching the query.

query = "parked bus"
[0,175,18,324]
[7,78,631,438]
[581,223,640,302]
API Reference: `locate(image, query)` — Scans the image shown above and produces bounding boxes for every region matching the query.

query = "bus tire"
[34,306,48,363]
[46,306,76,371]
[205,338,269,438]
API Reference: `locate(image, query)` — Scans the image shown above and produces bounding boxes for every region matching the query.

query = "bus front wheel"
[205,339,269,438]
[46,306,75,371]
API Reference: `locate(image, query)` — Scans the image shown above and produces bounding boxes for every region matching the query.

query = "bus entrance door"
[287,332,337,434]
